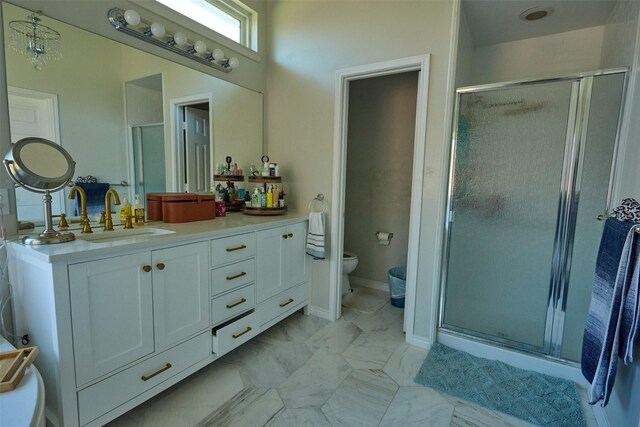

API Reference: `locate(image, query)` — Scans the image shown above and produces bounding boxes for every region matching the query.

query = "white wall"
[468,25,604,85]
[266,0,456,339]
[455,5,473,87]
[344,72,418,285]
[599,1,640,426]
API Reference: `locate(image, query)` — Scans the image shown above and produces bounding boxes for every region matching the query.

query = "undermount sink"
[75,227,175,243]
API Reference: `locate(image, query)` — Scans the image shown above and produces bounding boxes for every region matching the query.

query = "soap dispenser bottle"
[133,194,145,225]
[120,196,132,223]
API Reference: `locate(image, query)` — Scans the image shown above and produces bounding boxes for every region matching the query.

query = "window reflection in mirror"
[3,2,264,224]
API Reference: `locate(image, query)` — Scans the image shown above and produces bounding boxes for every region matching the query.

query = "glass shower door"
[132,124,166,200]
[442,81,576,351]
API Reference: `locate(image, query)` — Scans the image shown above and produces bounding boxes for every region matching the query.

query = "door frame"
[330,55,431,345]
[169,94,213,192]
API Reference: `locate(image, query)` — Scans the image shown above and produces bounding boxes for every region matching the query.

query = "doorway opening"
[170,94,213,193]
[330,55,431,345]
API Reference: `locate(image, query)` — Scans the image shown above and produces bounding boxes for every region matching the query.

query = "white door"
[184,106,210,194]
[8,88,65,221]
[152,241,209,351]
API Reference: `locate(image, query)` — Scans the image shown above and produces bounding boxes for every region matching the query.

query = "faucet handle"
[82,221,93,234]
[53,213,69,230]
[123,213,134,229]
[99,211,106,224]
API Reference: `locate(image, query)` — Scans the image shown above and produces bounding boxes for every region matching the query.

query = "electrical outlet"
[0,188,10,215]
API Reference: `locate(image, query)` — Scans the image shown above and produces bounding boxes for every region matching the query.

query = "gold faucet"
[104,189,121,231]
[68,186,93,234]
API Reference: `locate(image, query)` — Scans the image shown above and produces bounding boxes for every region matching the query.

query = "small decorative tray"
[0,346,39,393]
[242,206,288,216]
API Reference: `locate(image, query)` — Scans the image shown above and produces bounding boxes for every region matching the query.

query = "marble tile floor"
[108,287,598,427]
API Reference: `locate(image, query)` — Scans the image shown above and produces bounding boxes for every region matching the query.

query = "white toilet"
[342,251,359,294]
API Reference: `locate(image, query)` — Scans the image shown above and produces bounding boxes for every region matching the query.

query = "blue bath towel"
[581,218,640,406]
[74,183,110,216]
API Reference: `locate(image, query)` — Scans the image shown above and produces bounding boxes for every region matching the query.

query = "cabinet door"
[285,222,309,288]
[256,226,287,302]
[69,253,154,386]
[153,241,209,351]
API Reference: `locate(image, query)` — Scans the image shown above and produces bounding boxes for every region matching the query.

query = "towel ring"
[309,194,327,213]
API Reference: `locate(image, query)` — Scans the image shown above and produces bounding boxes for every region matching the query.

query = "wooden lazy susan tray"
[0,346,39,392]
[242,206,288,216]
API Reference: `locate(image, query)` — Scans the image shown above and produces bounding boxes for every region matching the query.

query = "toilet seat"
[343,251,357,260]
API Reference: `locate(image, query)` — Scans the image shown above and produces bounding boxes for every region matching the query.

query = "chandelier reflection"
[9,13,62,71]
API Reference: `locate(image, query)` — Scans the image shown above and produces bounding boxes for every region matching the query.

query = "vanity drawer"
[77,332,209,426]
[258,281,309,327]
[212,311,259,357]
[211,284,255,326]
[211,233,256,267]
[211,258,255,296]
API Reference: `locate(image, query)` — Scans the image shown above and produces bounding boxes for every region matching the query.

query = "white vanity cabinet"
[256,222,310,328]
[8,216,309,427]
[256,222,309,302]
[69,242,209,387]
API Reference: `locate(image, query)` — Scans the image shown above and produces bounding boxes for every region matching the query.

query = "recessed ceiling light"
[519,7,554,21]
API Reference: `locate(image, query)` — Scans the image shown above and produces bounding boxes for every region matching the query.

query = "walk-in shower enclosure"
[440,70,626,362]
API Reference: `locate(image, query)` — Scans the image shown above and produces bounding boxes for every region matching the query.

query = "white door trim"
[168,93,213,192]
[330,55,431,345]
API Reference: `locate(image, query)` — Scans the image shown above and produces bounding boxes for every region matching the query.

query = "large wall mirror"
[3,2,264,223]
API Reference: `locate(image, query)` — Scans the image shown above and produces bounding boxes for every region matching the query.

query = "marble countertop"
[8,211,308,263]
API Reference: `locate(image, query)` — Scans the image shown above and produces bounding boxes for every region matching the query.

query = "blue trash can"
[388,266,407,308]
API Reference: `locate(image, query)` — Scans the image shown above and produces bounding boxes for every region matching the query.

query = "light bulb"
[194,40,207,54]
[150,22,166,38]
[212,49,224,61]
[173,31,187,46]
[228,57,240,69]
[123,9,141,26]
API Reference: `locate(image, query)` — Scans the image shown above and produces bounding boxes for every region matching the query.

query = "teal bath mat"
[414,344,585,427]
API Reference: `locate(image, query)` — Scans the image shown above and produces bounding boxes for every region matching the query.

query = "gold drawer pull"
[282,234,288,239]
[226,271,247,281]
[279,298,294,308]
[141,363,172,381]
[232,327,252,339]
[226,244,247,252]
[287,233,293,238]
[156,262,165,270]
[226,298,247,309]
[142,265,152,273]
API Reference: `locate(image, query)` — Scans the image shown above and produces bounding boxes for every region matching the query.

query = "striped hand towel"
[306,212,325,259]
[581,218,640,406]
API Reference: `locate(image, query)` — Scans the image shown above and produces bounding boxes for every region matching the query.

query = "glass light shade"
[212,48,224,61]
[123,9,141,26]
[173,31,187,46]
[194,40,207,54]
[150,22,166,38]
[228,57,240,69]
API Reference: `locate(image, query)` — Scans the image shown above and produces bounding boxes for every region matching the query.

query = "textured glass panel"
[561,74,625,361]
[444,81,574,349]
[133,125,166,200]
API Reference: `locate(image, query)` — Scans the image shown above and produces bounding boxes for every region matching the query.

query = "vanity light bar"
[107,7,238,74]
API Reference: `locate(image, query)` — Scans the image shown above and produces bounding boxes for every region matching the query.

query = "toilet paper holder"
[376,231,394,243]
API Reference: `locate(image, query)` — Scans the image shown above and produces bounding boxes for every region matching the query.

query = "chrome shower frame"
[438,68,629,362]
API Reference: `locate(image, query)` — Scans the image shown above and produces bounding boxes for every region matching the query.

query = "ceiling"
[463,0,617,47]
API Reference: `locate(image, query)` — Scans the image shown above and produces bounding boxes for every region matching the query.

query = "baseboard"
[307,305,332,321]
[592,405,610,427]
[407,334,432,350]
[350,276,387,292]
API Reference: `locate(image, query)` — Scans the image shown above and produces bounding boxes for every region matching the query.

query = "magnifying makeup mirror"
[4,137,76,244]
